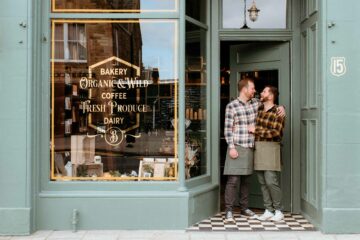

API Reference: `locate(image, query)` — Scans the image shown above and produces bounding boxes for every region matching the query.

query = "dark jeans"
[224,175,252,212]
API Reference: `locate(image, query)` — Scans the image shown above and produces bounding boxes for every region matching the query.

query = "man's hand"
[277,106,286,118]
[229,148,239,159]
[248,124,255,134]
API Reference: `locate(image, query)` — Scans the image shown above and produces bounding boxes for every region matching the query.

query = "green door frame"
[229,42,292,211]
[211,0,303,214]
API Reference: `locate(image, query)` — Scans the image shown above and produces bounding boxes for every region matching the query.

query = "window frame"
[220,0,291,30]
[40,0,185,191]
[184,0,212,186]
[219,0,293,42]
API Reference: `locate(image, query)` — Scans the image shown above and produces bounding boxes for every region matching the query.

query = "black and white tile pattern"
[187,211,315,232]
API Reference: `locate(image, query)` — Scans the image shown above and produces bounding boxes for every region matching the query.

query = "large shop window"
[50,20,178,181]
[222,0,287,29]
[185,21,207,179]
[52,0,178,12]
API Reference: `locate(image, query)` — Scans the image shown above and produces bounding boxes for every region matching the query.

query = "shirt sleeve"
[255,115,285,139]
[224,103,235,148]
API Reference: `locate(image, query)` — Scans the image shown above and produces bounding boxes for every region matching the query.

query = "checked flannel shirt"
[224,98,261,149]
[255,104,285,142]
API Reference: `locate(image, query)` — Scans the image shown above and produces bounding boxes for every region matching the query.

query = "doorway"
[219,41,292,212]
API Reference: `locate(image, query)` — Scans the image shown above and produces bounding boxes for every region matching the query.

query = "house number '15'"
[330,57,347,77]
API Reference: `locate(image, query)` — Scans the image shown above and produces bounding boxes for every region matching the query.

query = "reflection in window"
[222,0,287,29]
[53,0,177,12]
[51,20,178,181]
[185,21,207,179]
[54,23,87,62]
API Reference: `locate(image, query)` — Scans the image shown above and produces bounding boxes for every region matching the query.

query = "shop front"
[1,0,360,235]
[34,0,217,231]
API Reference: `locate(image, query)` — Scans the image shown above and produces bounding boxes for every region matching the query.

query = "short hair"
[265,85,279,101]
[238,78,254,92]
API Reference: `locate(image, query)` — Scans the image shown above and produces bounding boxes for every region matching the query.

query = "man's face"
[260,87,272,102]
[245,81,256,99]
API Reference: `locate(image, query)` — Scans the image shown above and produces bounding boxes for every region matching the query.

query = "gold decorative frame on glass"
[52,0,178,13]
[50,19,178,181]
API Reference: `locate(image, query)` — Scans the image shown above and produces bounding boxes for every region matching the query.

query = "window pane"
[222,0,287,29]
[50,20,178,181]
[186,0,207,23]
[53,0,178,12]
[54,24,63,40]
[185,22,207,179]
[54,23,87,62]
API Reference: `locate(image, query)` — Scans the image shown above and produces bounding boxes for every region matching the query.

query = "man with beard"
[223,78,260,223]
[248,86,285,222]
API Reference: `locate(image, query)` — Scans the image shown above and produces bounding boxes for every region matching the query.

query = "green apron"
[223,145,254,175]
[254,141,281,171]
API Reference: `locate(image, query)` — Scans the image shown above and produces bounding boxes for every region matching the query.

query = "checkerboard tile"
[187,211,316,232]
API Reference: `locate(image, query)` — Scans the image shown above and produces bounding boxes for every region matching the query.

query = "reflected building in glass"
[52,19,178,181]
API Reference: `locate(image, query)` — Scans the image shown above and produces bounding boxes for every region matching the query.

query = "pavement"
[1,230,360,240]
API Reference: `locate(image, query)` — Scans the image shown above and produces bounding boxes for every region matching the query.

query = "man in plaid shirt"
[223,78,259,222]
[249,86,285,222]
[223,79,284,223]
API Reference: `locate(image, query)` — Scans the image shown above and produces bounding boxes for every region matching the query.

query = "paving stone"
[296,232,337,240]
[46,230,86,240]
[226,232,263,240]
[335,234,360,240]
[259,232,298,240]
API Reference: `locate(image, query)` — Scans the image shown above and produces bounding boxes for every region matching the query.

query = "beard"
[261,95,269,102]
[247,92,254,99]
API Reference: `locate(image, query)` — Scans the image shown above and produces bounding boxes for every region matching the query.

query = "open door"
[229,42,291,211]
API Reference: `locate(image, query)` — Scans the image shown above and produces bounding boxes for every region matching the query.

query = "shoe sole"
[224,218,235,223]
[248,215,258,220]
[257,216,274,221]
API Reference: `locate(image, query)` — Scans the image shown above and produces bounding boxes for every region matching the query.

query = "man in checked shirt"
[248,86,285,222]
[223,78,284,223]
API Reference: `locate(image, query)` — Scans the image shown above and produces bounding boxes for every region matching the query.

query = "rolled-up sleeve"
[224,103,235,149]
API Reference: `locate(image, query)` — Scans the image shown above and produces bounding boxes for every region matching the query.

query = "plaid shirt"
[255,105,285,142]
[224,98,260,149]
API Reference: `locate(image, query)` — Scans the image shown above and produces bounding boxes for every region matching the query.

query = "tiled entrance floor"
[187,211,315,232]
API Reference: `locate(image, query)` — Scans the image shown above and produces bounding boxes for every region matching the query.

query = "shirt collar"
[259,104,277,112]
[237,97,254,105]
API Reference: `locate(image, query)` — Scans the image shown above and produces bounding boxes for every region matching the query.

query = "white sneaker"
[270,210,284,222]
[257,209,274,221]
[224,211,235,223]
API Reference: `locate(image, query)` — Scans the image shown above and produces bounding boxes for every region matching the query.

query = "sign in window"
[50,20,178,181]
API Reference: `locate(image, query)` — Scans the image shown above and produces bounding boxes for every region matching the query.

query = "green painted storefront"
[0,0,359,235]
